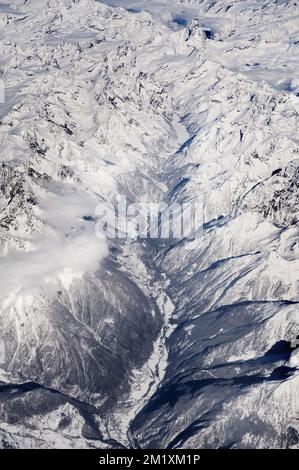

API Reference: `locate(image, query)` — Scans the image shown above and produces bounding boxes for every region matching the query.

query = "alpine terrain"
[0,0,298,449]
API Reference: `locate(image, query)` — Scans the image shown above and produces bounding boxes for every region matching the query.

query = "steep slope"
[0,0,298,448]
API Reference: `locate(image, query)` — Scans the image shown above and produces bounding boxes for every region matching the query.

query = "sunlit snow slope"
[0,0,298,449]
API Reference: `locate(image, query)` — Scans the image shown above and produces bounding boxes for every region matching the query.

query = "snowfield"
[0,0,298,449]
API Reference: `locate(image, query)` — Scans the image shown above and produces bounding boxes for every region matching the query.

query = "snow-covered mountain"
[0,0,298,449]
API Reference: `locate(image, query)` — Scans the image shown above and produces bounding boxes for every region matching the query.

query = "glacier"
[0,0,298,449]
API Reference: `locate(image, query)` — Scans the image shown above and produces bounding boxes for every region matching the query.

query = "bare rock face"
[0,0,298,449]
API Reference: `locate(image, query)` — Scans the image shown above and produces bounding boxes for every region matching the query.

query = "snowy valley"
[0,0,298,449]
